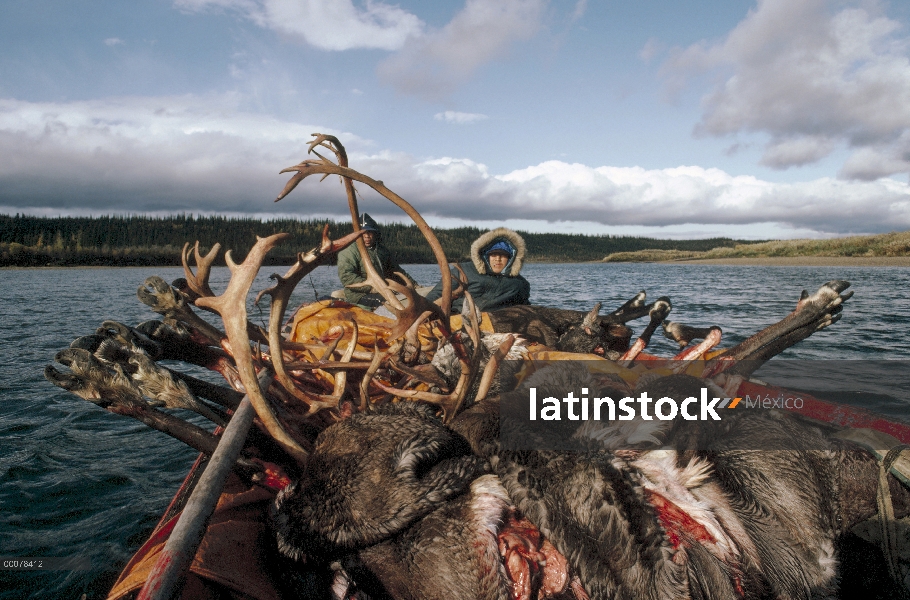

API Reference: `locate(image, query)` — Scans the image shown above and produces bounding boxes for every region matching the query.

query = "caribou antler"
[276,133,453,319]
[194,233,309,463]
[254,224,364,410]
[181,241,220,300]
[372,293,485,423]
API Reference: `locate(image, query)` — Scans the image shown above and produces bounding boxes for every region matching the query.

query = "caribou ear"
[581,302,602,328]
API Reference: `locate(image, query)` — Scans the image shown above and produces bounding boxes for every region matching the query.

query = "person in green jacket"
[337,213,417,310]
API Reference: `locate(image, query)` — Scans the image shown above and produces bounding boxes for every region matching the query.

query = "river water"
[2,263,910,599]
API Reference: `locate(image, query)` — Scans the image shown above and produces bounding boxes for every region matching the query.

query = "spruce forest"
[0,214,756,267]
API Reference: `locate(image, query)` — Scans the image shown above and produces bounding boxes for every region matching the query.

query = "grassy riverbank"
[602,231,910,264]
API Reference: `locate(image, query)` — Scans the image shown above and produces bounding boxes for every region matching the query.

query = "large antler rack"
[276,134,453,326]
[190,234,312,462]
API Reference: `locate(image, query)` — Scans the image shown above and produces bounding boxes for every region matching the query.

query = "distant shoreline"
[7,256,910,269]
[655,256,910,267]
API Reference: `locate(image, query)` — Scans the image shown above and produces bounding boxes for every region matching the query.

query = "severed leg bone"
[667,327,723,373]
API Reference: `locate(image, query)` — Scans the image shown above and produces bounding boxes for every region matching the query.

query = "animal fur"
[272,367,910,599]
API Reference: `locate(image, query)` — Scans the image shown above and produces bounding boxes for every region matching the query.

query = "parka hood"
[470,228,526,276]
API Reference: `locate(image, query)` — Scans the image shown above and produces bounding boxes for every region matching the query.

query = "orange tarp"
[287,300,494,356]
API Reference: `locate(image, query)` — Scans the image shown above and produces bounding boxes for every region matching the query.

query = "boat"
[42,134,910,599]
[99,332,910,599]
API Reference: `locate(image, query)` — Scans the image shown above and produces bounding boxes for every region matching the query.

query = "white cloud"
[434,110,488,124]
[104,38,125,46]
[176,0,548,99]
[2,96,908,235]
[661,0,910,180]
[377,0,546,100]
[175,0,423,51]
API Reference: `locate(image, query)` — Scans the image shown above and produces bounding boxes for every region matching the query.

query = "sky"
[1,0,909,239]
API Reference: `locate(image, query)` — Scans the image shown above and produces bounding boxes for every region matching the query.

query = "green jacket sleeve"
[337,245,372,304]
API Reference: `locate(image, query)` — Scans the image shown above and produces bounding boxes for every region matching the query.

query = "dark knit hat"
[359,213,380,232]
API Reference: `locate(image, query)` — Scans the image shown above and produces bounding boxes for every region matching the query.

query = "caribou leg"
[82,333,230,426]
[702,280,852,378]
[167,370,243,411]
[138,276,228,347]
[46,349,220,455]
[602,291,648,323]
[717,312,843,380]
[618,297,672,366]
[135,320,245,392]
[662,321,720,349]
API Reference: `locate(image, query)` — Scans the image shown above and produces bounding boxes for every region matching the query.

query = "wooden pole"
[137,372,272,600]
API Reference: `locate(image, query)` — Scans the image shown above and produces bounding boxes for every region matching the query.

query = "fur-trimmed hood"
[470,228,526,276]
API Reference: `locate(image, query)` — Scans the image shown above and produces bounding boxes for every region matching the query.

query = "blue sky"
[1,0,909,239]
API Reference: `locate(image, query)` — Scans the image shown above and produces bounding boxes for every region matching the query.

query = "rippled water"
[2,263,910,599]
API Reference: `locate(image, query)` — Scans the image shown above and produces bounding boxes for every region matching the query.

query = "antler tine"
[319,325,345,361]
[195,233,308,463]
[182,241,221,299]
[474,334,515,403]
[460,291,482,352]
[402,309,434,363]
[360,341,394,412]
[277,133,453,319]
[306,319,359,415]
[383,278,447,341]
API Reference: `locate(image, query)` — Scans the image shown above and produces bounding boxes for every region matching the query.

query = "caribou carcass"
[271,280,910,599]
[487,291,667,356]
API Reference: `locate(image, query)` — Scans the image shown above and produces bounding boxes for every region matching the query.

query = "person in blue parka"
[426,227,530,313]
